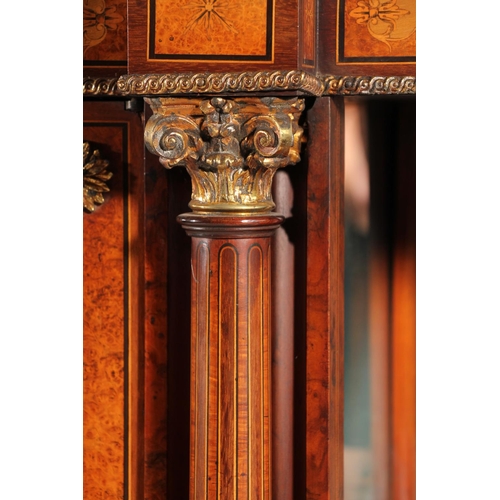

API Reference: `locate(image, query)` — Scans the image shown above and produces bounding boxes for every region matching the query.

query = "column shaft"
[180,214,282,500]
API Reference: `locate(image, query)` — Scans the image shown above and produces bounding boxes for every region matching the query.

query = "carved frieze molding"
[144,96,304,214]
[116,70,324,97]
[83,142,113,212]
[323,75,416,95]
[84,72,415,97]
[83,77,119,96]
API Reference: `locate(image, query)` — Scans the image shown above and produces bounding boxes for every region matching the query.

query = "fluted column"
[144,95,305,499]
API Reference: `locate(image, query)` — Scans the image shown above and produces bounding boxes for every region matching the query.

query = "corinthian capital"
[144,96,305,214]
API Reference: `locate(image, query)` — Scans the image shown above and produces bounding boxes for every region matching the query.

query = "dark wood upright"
[179,215,282,499]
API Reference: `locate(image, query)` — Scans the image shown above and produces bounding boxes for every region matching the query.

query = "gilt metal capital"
[144,96,305,214]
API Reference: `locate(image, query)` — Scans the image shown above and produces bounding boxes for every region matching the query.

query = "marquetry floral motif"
[83,142,113,212]
[83,0,125,55]
[349,0,415,49]
[144,97,305,213]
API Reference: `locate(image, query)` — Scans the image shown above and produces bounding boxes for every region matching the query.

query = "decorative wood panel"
[150,0,273,62]
[318,0,415,77]
[339,0,415,63]
[83,0,128,75]
[83,101,145,499]
[128,0,300,74]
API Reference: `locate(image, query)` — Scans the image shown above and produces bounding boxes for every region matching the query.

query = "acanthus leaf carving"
[144,96,305,213]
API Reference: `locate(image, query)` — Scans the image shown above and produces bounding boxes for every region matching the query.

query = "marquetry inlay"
[149,0,273,61]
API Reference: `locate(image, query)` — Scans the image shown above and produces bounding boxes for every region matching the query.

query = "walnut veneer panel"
[83,0,128,75]
[83,101,145,499]
[83,121,129,499]
[318,0,416,76]
[304,96,344,499]
[341,0,415,61]
[152,0,271,60]
[128,0,300,73]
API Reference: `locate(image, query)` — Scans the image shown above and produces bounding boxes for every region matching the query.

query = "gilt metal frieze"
[116,70,324,97]
[324,75,415,94]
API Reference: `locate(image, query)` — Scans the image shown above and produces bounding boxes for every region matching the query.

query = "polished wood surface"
[317,0,416,77]
[179,214,283,500]
[297,96,345,499]
[83,100,145,499]
[128,0,301,74]
[142,133,169,500]
[83,0,128,76]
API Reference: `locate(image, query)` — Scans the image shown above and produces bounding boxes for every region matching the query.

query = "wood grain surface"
[83,100,145,500]
[83,0,128,76]
[341,0,415,61]
[303,96,345,499]
[317,0,416,77]
[84,116,129,500]
[179,214,283,500]
[128,0,299,74]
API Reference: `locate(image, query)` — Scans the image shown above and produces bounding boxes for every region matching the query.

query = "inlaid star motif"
[181,0,239,38]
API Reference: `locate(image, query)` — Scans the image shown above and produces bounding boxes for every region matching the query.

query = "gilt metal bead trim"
[83,72,416,97]
[83,77,119,96]
[116,70,324,97]
[323,75,416,95]
[83,142,113,212]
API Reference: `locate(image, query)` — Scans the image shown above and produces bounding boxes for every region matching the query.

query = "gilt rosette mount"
[145,96,304,214]
[83,141,113,212]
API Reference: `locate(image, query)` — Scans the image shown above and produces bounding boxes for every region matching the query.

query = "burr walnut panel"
[83,122,129,500]
[317,0,415,76]
[83,0,128,74]
[340,0,416,62]
[128,0,300,73]
[83,101,147,500]
[151,0,272,61]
